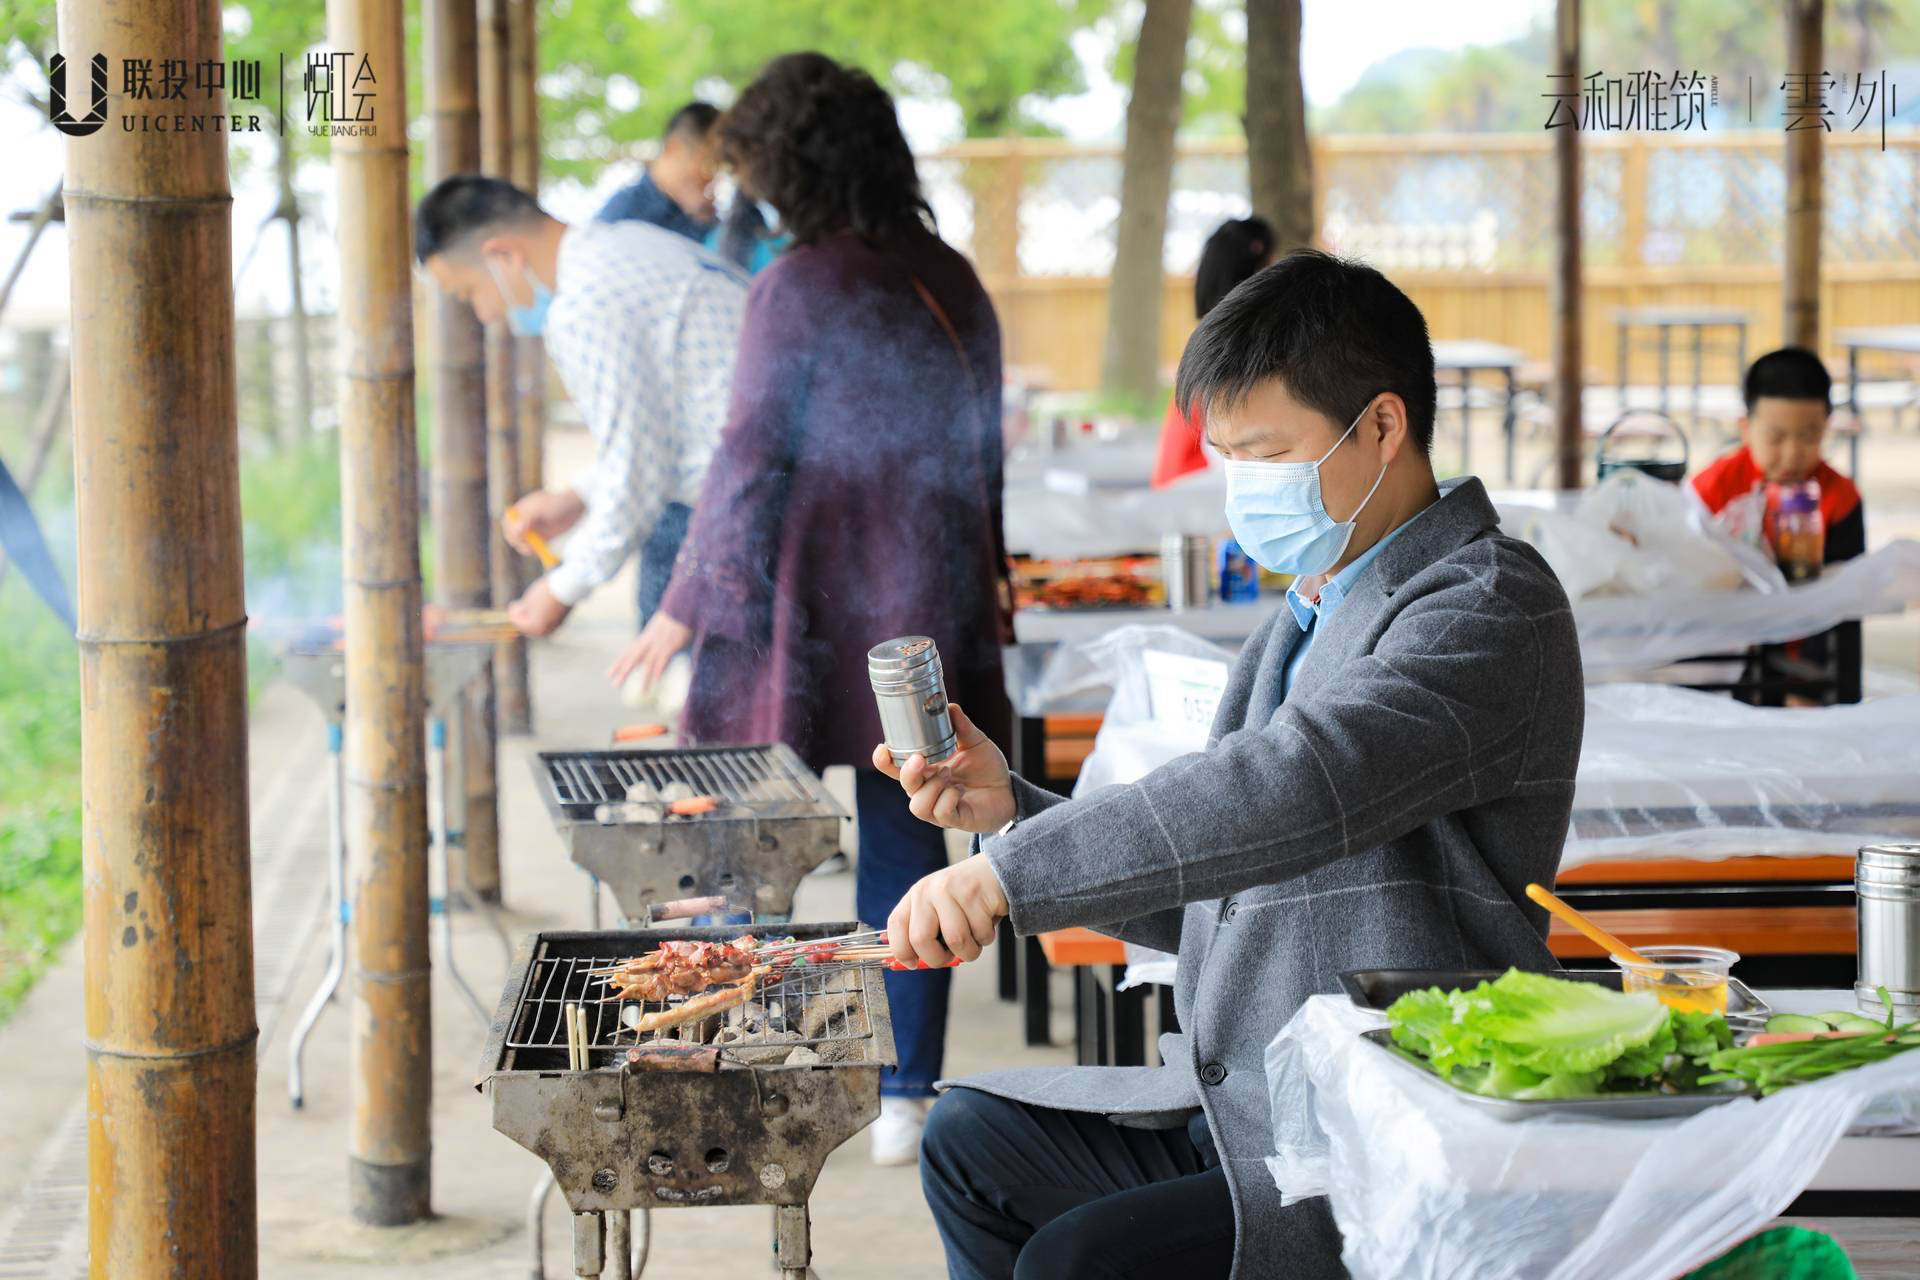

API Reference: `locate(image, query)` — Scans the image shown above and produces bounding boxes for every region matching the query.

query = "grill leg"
[774,1203,811,1278]
[287,723,346,1109]
[433,717,490,1028]
[528,1171,557,1280]
[605,1209,632,1280]
[573,1211,605,1279]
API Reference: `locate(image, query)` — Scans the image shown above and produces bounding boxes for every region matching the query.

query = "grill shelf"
[540,744,831,819]
[503,949,879,1072]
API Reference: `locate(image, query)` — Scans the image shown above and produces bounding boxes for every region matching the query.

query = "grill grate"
[542,746,826,814]
[502,945,877,1072]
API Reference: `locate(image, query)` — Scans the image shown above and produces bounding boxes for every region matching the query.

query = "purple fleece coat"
[660,224,1014,769]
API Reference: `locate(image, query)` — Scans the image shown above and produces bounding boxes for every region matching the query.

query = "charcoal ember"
[816,1038,864,1065]
[624,781,660,804]
[658,781,697,804]
[713,1025,800,1064]
[801,991,858,1040]
[783,1046,822,1066]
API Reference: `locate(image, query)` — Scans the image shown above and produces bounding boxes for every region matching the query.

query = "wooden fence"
[919,131,1920,393]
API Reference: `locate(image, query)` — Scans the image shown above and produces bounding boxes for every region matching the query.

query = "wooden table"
[1836,325,1920,477]
[1433,340,1528,482]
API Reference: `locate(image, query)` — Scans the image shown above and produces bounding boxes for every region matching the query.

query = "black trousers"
[635,500,692,628]
[919,1087,1242,1280]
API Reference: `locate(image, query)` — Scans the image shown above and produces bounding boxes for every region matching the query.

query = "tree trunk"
[61,0,258,1269]
[1244,0,1313,251]
[1098,0,1193,408]
[1550,0,1583,489]
[328,0,434,1224]
[1783,0,1823,349]
[481,0,532,744]
[427,0,500,910]
[275,125,315,442]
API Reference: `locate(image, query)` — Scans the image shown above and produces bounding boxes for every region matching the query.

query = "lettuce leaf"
[1387,969,1676,1097]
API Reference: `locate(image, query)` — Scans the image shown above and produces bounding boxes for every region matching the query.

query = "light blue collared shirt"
[1281,518,1414,696]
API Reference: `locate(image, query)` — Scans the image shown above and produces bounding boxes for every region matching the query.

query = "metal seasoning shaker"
[869,636,958,766]
[1161,533,1214,612]
[1856,842,1920,1017]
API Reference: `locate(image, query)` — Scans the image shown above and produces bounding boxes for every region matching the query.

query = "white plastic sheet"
[1569,539,1920,677]
[1265,993,1920,1280]
[1568,683,1920,866]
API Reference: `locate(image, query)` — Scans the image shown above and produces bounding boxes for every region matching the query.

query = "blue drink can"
[1218,540,1260,602]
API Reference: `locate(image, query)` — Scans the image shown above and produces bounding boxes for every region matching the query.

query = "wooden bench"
[1037,928,1172,1067]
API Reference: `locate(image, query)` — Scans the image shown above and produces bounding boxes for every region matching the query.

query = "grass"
[0,432,367,1024]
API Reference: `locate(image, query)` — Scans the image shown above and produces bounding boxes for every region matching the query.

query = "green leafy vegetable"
[1386,969,1719,1100]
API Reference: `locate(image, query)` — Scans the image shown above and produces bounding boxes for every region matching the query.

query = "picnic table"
[1432,339,1528,482]
[1835,324,1920,477]
[1613,304,1751,430]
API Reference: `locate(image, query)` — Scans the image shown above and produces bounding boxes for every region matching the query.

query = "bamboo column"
[510,0,546,496]
[427,0,502,909]
[328,0,433,1223]
[63,0,257,1270]
[1784,0,1824,349]
[1549,0,1584,489]
[481,0,532,742]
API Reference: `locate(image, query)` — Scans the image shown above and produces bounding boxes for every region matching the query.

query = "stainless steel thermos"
[1856,842,1920,1017]
[1161,533,1213,612]
[868,635,958,766]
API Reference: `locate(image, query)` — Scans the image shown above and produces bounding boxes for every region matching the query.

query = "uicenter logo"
[48,53,109,137]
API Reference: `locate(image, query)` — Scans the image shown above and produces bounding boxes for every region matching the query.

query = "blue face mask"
[485,255,552,337]
[1221,397,1388,577]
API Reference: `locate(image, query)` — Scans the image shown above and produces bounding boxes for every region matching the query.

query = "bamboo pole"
[61,0,257,1271]
[510,0,546,496]
[427,0,502,910]
[1550,0,1584,490]
[481,0,532,741]
[1784,0,1824,348]
[328,0,434,1223]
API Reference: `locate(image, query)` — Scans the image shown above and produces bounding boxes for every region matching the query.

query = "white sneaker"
[870,1096,929,1166]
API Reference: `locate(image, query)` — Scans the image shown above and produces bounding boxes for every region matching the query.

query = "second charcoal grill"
[534,744,847,924]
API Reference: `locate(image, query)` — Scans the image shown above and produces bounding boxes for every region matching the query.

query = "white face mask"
[1221,397,1388,577]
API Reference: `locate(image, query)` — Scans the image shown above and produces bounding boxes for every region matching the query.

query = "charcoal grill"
[479,925,893,1279]
[534,745,846,924]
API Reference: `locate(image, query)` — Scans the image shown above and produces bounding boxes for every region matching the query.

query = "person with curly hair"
[608,52,1015,1166]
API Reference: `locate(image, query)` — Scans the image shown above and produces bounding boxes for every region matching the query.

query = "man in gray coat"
[873,250,1584,1279]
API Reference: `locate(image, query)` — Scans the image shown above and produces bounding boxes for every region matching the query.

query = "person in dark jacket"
[608,52,1014,1166]
[596,101,720,242]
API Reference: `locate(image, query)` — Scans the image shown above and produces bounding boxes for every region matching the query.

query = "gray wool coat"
[953,477,1585,1279]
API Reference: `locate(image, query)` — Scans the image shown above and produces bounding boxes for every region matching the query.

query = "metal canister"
[868,636,957,766]
[1161,533,1213,611]
[1856,842,1920,1017]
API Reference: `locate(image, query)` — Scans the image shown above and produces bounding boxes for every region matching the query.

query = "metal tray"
[1339,968,1771,1024]
[1359,1028,1756,1121]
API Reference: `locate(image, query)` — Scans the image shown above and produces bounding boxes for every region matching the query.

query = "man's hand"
[871,703,1015,835]
[608,609,693,689]
[503,488,585,554]
[507,578,572,636]
[887,856,1008,968]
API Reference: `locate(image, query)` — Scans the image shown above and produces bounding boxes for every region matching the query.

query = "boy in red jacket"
[1692,346,1865,564]
[1691,346,1865,702]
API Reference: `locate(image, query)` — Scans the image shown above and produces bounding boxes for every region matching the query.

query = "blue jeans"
[853,768,952,1097]
[636,501,692,628]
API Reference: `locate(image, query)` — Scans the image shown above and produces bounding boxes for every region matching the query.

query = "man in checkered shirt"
[414,173,746,635]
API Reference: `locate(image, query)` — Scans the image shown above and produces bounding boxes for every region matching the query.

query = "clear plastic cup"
[1611,945,1739,1015]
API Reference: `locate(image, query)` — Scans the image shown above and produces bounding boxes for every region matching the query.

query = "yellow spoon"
[1525,882,1654,967]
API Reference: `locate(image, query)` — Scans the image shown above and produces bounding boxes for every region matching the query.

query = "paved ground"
[2,408,1918,1277]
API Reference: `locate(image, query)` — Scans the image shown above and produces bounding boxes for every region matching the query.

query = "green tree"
[537,0,1107,182]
